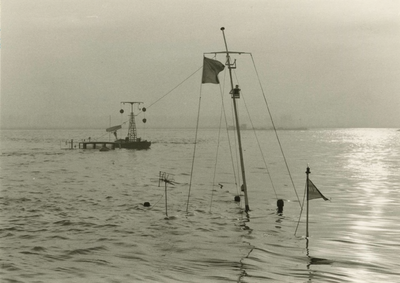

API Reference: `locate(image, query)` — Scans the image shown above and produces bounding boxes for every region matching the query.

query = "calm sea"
[1,128,399,282]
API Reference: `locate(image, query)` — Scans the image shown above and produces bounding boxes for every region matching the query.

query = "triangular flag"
[307,179,328,201]
[202,57,225,84]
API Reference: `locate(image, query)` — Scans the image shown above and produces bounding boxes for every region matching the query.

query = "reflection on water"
[344,128,397,183]
[335,129,400,280]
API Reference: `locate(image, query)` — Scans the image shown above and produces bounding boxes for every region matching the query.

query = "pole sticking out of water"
[220,27,250,212]
[159,171,175,218]
[306,166,311,238]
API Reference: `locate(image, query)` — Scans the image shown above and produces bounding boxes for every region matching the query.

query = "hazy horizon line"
[1,126,399,130]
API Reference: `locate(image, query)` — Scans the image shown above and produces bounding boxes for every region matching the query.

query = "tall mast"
[220,27,250,212]
[121,101,143,141]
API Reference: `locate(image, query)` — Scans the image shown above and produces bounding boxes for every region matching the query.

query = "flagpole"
[306,166,310,238]
[220,27,250,212]
[165,180,168,218]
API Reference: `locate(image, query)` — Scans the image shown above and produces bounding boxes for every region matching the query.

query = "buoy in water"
[277,199,284,214]
[234,195,241,202]
[143,202,151,207]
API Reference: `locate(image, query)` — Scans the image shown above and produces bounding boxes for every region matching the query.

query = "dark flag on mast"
[307,179,329,201]
[202,57,225,84]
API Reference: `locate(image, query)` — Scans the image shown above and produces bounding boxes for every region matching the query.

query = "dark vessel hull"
[115,139,151,150]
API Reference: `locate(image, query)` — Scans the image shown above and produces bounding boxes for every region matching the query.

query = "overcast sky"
[1,0,399,129]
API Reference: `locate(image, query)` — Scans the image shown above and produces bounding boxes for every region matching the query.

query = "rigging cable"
[210,99,224,212]
[294,181,308,236]
[147,192,166,210]
[82,66,203,142]
[210,69,227,211]
[250,54,302,207]
[221,69,241,197]
[233,71,279,200]
[219,67,242,202]
[118,66,203,126]
[186,81,203,213]
[146,66,203,110]
[210,71,242,210]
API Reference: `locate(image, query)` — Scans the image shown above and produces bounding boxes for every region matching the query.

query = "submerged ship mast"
[121,101,143,142]
[220,27,250,212]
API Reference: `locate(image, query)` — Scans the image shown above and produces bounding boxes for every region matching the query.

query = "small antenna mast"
[159,171,175,218]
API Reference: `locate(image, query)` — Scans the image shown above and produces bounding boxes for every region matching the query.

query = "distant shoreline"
[1,126,399,131]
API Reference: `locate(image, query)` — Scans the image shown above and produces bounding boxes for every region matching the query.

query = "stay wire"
[88,68,202,141]
[233,71,279,200]
[125,65,203,123]
[210,64,228,212]
[210,97,224,212]
[250,54,302,207]
[211,68,242,210]
[146,66,203,110]
[186,81,203,213]
[147,192,166,210]
[219,69,241,199]
[294,181,307,236]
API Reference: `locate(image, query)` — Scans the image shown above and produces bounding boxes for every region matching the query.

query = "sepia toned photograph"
[1,1,400,282]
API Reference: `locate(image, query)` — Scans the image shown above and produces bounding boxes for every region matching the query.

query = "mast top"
[204,51,249,55]
[121,101,143,105]
[121,101,144,114]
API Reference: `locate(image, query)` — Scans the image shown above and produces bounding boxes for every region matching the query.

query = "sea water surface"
[1,128,400,282]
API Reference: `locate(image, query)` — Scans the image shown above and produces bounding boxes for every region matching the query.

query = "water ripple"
[1,128,400,282]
